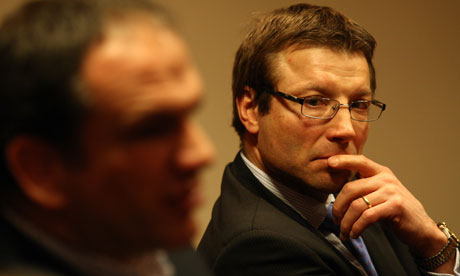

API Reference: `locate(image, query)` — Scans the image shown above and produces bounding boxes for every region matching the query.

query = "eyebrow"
[123,94,202,131]
[290,84,372,98]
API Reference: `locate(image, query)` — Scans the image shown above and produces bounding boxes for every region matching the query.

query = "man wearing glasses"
[198,3,459,276]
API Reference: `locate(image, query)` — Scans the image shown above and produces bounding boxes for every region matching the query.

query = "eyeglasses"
[266,89,386,122]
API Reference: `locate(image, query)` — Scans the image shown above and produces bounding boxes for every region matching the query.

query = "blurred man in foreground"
[0,0,214,275]
[198,3,459,276]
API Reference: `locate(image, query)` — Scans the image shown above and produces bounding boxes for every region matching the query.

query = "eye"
[125,114,182,140]
[350,100,371,110]
[303,96,329,107]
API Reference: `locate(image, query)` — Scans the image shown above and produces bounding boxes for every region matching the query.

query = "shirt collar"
[240,151,334,229]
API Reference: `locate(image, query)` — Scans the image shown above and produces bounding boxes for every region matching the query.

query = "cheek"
[287,119,325,155]
[260,111,301,144]
[86,148,175,225]
[81,140,176,195]
[115,143,175,189]
[354,123,369,153]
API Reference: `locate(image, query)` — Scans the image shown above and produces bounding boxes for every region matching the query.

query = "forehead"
[81,18,202,124]
[271,46,371,94]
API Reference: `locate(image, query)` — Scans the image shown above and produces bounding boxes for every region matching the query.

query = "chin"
[309,170,350,195]
[328,167,351,183]
[158,220,196,249]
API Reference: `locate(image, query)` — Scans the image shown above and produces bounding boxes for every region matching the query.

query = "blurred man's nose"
[175,120,215,172]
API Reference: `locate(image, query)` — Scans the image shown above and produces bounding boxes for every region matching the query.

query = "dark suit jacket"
[0,213,212,276]
[198,153,421,276]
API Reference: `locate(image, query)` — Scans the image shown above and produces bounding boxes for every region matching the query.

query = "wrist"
[414,222,459,271]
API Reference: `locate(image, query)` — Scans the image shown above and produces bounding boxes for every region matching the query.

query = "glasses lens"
[301,96,337,118]
[351,101,382,121]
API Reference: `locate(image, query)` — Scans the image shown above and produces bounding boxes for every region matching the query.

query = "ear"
[5,136,69,209]
[236,86,260,134]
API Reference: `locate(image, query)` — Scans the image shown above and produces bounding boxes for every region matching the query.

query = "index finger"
[328,154,383,178]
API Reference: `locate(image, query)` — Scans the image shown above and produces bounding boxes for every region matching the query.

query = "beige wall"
[1,0,459,247]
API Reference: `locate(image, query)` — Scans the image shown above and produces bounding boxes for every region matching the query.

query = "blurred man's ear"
[5,136,68,209]
[236,86,260,135]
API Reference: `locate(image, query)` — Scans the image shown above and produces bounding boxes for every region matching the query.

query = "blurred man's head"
[0,0,214,258]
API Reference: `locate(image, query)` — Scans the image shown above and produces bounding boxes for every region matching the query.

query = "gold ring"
[362,196,372,209]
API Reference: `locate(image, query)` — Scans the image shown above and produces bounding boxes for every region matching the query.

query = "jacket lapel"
[362,223,421,276]
[230,153,367,275]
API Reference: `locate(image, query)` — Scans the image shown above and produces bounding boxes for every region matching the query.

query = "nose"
[325,106,356,144]
[175,120,215,173]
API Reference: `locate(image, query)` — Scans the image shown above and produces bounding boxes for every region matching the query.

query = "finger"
[338,197,368,240]
[348,201,396,239]
[332,178,379,224]
[340,192,384,237]
[328,154,384,178]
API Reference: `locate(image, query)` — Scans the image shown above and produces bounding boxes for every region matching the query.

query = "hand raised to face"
[328,154,448,261]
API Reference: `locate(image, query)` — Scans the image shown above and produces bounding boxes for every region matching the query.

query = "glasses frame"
[265,89,386,122]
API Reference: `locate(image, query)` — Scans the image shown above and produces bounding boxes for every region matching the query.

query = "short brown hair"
[232,3,377,138]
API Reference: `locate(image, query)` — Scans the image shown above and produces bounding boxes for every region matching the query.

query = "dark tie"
[321,203,379,276]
